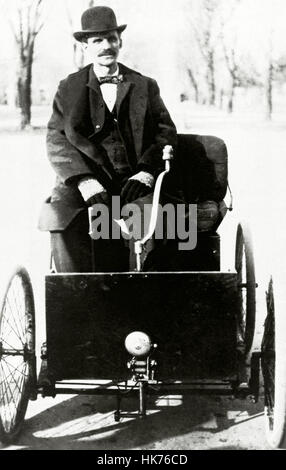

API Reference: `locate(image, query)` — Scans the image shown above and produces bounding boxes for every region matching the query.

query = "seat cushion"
[177,134,228,203]
[197,200,227,232]
[197,201,219,231]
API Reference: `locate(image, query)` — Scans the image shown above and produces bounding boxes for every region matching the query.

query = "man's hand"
[121,171,154,204]
[78,177,109,207]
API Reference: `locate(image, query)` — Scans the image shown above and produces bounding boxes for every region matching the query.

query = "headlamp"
[124,331,152,357]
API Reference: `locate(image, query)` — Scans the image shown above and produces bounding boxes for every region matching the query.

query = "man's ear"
[119,38,123,49]
[81,41,88,52]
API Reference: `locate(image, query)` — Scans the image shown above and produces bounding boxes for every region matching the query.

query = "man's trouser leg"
[51,211,129,273]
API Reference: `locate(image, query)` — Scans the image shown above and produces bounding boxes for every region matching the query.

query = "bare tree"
[218,0,243,113]
[222,46,240,113]
[191,0,221,106]
[264,38,279,120]
[249,0,286,120]
[9,0,45,129]
[179,0,217,106]
[266,60,274,120]
[186,68,200,104]
[194,29,216,106]
[257,34,278,120]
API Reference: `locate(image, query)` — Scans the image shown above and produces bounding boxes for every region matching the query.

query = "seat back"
[176,134,228,203]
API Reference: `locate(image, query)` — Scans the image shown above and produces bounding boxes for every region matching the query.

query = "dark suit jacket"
[40,63,177,230]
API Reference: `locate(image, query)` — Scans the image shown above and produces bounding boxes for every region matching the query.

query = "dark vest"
[90,101,137,188]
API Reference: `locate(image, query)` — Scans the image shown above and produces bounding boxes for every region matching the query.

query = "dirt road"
[2,394,267,450]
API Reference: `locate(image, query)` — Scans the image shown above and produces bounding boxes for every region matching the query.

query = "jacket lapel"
[86,67,105,136]
[65,65,106,165]
[118,64,148,158]
[116,81,132,114]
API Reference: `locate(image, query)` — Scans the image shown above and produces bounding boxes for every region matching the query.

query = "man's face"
[84,30,121,67]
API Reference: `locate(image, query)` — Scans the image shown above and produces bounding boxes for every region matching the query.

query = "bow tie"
[98,75,124,85]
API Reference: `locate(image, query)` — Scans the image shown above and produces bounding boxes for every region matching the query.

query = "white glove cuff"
[78,177,106,202]
[129,171,154,188]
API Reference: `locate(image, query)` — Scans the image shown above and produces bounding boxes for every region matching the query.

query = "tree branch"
[18,7,24,53]
[25,2,32,49]
[9,19,20,44]
[31,0,44,35]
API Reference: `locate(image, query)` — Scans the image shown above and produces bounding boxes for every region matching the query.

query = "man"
[39,6,177,272]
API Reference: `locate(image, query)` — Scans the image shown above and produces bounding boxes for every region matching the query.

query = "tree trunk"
[187,68,199,103]
[17,72,32,129]
[267,62,274,120]
[208,50,216,106]
[219,89,224,110]
[17,42,35,129]
[228,77,235,113]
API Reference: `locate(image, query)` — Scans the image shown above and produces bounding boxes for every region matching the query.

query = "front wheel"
[0,266,36,444]
[261,278,286,449]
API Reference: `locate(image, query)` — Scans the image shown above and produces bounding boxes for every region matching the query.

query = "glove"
[78,177,109,207]
[121,171,154,204]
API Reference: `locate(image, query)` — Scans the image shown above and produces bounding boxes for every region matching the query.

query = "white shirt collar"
[93,64,119,79]
[94,65,119,112]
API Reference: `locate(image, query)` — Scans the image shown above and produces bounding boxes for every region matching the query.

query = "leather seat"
[175,134,228,232]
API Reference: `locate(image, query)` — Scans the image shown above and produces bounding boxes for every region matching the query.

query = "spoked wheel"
[0,266,36,444]
[261,278,286,449]
[235,223,256,355]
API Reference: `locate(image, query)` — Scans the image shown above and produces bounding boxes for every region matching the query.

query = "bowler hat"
[74,6,127,41]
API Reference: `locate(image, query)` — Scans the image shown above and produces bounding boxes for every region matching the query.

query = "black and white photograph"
[0,0,286,452]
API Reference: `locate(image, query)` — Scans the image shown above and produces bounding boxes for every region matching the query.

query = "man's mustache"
[99,50,116,56]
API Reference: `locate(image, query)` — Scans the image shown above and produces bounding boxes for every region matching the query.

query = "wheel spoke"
[0,360,21,410]
[4,277,26,341]
[2,304,24,346]
[9,286,25,340]
[0,336,22,352]
[0,359,27,432]
[5,295,25,345]
[0,362,13,426]
[1,357,27,396]
[0,362,27,403]
[11,277,26,336]
[0,320,23,353]
[1,357,28,383]
[1,316,23,349]
[0,362,17,429]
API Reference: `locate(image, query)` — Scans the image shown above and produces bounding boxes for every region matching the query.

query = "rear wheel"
[235,223,256,354]
[261,278,286,448]
[0,267,36,444]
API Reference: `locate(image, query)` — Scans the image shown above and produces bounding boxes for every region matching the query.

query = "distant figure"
[40,6,177,272]
[180,93,188,103]
[1,92,8,105]
[39,88,47,105]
